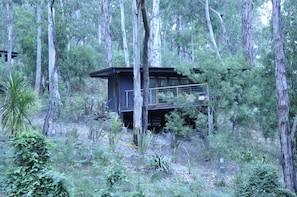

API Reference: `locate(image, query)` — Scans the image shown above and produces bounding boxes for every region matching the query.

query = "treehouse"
[90,67,209,129]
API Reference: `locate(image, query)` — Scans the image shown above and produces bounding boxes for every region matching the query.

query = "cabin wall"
[107,75,116,111]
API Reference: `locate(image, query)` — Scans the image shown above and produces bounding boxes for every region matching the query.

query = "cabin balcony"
[122,83,208,112]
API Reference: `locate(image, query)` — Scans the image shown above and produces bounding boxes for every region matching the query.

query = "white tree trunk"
[132,0,142,144]
[119,0,130,67]
[48,1,60,105]
[205,0,220,58]
[7,0,13,77]
[103,0,112,67]
[151,0,161,67]
[35,2,42,94]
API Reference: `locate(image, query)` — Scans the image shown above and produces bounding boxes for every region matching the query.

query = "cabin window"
[180,78,190,85]
[158,77,168,103]
[149,77,157,104]
[169,77,178,86]
[158,77,167,87]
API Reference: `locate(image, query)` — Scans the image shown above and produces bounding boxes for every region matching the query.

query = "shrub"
[109,115,124,152]
[233,164,296,197]
[6,132,73,196]
[147,154,171,174]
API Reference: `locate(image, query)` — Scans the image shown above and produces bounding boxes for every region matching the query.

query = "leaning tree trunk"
[132,0,142,145]
[119,0,130,67]
[242,0,253,63]
[205,0,220,58]
[141,0,150,138]
[43,0,60,136]
[35,2,42,94]
[151,0,161,67]
[103,0,112,67]
[7,0,13,77]
[272,0,297,192]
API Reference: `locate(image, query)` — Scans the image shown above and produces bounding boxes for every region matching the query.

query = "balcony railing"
[124,83,208,110]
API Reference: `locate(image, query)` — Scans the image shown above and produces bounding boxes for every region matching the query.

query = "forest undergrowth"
[0,109,284,197]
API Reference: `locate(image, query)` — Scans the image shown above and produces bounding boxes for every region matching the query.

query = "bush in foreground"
[233,164,296,197]
[6,132,73,196]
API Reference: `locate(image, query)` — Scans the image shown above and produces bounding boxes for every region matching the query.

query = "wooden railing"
[124,83,208,110]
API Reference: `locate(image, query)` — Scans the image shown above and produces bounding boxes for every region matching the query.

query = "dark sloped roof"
[90,67,187,78]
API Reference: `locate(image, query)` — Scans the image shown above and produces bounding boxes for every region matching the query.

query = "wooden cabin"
[90,67,208,129]
[0,50,18,92]
[0,50,18,61]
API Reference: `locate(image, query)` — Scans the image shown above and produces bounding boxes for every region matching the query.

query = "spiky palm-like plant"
[0,74,36,137]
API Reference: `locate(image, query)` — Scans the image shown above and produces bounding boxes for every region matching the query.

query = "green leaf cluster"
[6,132,73,196]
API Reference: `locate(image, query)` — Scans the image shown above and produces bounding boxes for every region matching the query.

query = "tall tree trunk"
[119,0,130,67]
[242,0,253,63]
[272,0,297,192]
[151,0,161,67]
[103,0,112,67]
[132,0,142,145]
[35,2,42,94]
[141,0,150,138]
[7,0,13,77]
[205,0,220,58]
[43,0,60,136]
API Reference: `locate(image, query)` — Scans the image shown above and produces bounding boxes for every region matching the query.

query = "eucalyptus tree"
[150,0,161,67]
[43,0,61,136]
[103,0,112,67]
[242,0,253,63]
[282,0,297,140]
[132,0,142,144]
[119,0,130,67]
[272,0,296,191]
[34,0,42,94]
[205,0,220,58]
[141,0,150,139]
[7,0,13,77]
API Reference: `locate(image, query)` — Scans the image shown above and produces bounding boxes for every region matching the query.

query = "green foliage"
[61,45,101,92]
[99,160,127,197]
[109,115,124,152]
[176,53,259,133]
[165,109,195,162]
[233,164,296,197]
[136,129,153,155]
[147,154,171,174]
[0,74,37,137]
[10,132,50,168]
[6,132,73,196]
[88,120,104,142]
[106,163,127,188]
[165,109,195,138]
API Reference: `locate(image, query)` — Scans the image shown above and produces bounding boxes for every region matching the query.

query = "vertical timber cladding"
[107,74,116,112]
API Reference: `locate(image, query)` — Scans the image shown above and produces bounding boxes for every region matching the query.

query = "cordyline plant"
[0,74,37,137]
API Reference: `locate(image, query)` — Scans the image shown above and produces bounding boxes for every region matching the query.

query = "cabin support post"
[207,84,212,140]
